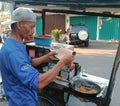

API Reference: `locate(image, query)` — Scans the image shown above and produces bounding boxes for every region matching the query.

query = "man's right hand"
[60,54,75,66]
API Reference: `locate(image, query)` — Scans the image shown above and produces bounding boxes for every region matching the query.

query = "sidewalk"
[90,40,119,45]
[0,102,8,106]
[89,40,118,50]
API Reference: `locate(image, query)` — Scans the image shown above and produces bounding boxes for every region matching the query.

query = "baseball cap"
[1,7,36,25]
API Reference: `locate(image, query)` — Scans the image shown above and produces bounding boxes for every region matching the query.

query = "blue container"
[34,36,53,46]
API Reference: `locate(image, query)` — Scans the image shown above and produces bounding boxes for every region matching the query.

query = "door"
[44,14,65,34]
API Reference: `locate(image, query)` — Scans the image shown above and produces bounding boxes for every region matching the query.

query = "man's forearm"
[32,54,49,66]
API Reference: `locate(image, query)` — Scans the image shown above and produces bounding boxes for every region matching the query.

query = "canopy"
[1,0,120,8]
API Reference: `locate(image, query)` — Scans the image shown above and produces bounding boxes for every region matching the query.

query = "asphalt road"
[73,41,120,106]
[0,41,120,106]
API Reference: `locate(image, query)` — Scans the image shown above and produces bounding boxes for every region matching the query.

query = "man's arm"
[37,54,74,90]
[32,51,57,66]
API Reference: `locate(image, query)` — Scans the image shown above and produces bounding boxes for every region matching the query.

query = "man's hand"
[47,51,58,59]
[60,53,75,66]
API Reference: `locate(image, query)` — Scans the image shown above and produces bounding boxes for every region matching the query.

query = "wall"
[36,17,42,35]
[70,15,120,40]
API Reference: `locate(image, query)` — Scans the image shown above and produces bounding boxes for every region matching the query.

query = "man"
[0,7,74,106]
[0,31,7,43]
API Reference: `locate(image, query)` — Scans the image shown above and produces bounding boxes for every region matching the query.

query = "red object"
[99,16,102,29]
[36,35,52,38]
[23,36,34,43]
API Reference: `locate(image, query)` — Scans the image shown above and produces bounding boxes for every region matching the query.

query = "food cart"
[25,41,120,106]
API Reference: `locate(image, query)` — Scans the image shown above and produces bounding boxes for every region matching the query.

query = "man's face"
[18,21,35,39]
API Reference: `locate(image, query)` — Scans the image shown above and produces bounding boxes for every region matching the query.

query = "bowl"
[34,35,53,46]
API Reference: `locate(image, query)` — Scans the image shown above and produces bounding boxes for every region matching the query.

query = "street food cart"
[25,41,120,106]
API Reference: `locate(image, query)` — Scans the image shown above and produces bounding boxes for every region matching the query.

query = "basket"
[34,36,53,46]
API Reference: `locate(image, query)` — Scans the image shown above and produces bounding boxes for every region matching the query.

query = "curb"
[89,40,119,45]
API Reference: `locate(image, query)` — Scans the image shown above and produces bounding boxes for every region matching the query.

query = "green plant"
[51,28,62,41]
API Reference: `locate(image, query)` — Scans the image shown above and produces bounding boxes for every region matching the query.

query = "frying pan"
[69,78,102,97]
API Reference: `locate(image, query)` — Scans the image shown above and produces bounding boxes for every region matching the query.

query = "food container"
[34,35,53,46]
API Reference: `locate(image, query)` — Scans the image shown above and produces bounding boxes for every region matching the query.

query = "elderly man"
[0,7,74,106]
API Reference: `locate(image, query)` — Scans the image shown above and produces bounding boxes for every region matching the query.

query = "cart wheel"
[37,93,60,106]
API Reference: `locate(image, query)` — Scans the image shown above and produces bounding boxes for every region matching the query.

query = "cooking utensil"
[69,78,102,97]
[49,57,59,63]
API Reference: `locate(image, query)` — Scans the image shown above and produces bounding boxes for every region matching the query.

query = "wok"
[69,78,102,97]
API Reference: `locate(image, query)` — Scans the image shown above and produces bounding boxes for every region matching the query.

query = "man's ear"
[16,22,23,30]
